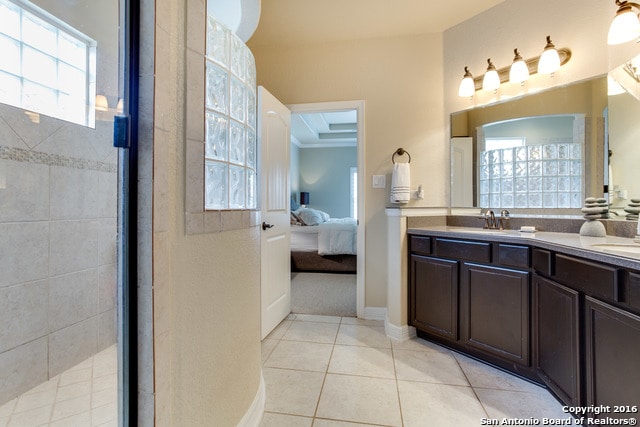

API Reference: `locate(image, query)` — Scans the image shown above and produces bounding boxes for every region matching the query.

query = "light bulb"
[458,66,475,98]
[538,36,561,75]
[509,49,529,85]
[95,95,109,112]
[482,59,500,92]
[608,4,640,45]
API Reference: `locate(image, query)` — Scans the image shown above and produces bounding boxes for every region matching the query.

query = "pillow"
[295,208,325,226]
[290,211,305,226]
[290,195,300,211]
[318,210,330,222]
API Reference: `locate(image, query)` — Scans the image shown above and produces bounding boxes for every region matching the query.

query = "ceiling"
[251,0,507,147]
[291,111,358,148]
[248,0,506,47]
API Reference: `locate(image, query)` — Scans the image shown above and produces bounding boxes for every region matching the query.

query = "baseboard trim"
[237,372,265,427]
[385,320,417,342]
[362,306,387,321]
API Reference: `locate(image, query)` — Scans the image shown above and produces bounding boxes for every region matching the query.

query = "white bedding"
[290,225,319,252]
[290,218,357,255]
[318,218,357,255]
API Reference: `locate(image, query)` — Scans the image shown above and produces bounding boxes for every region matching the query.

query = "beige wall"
[444,0,613,122]
[152,0,262,425]
[248,34,446,308]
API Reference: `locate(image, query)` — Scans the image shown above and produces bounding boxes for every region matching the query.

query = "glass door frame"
[117,0,140,424]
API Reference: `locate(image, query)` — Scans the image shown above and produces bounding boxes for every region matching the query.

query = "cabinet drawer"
[435,238,491,263]
[496,244,529,269]
[532,248,554,276]
[627,272,640,312]
[410,236,431,256]
[554,254,620,302]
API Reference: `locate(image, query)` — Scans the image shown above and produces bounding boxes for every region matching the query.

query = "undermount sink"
[590,243,640,255]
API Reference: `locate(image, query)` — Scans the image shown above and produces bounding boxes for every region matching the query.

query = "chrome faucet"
[480,209,510,230]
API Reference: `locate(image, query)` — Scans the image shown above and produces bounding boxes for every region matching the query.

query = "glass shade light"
[482,58,500,92]
[607,75,626,95]
[116,98,124,114]
[537,36,561,75]
[608,2,640,45]
[458,66,475,97]
[95,95,108,112]
[509,49,529,85]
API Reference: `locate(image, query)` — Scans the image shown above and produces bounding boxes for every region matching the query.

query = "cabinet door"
[585,296,640,423]
[410,255,459,341]
[461,263,530,366]
[533,275,580,406]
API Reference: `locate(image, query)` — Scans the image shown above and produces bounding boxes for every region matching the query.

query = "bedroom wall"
[299,146,356,218]
[248,33,445,309]
[290,141,301,205]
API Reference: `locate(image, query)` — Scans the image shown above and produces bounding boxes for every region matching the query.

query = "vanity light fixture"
[482,58,501,92]
[537,36,561,75]
[457,35,571,98]
[458,67,476,98]
[509,49,530,84]
[95,94,109,112]
[608,0,640,45]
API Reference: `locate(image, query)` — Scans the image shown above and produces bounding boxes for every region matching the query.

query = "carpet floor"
[291,272,357,317]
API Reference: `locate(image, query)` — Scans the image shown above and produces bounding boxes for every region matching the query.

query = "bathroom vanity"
[407,227,640,421]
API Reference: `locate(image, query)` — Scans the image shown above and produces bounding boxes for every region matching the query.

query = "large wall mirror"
[451,76,612,214]
[608,53,640,217]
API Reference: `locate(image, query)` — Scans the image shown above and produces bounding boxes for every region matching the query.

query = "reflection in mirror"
[608,54,640,218]
[477,115,584,209]
[451,77,607,213]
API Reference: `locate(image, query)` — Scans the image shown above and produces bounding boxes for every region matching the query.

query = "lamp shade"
[608,4,640,44]
[537,36,561,75]
[509,49,529,84]
[482,59,500,92]
[300,192,310,205]
[458,66,475,97]
[95,95,109,112]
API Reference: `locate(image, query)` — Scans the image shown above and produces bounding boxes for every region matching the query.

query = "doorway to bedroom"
[288,101,364,318]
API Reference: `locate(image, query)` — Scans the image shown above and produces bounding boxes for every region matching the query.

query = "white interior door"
[259,86,292,339]
[451,137,473,206]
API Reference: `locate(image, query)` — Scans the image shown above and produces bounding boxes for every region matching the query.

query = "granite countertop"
[407,226,640,270]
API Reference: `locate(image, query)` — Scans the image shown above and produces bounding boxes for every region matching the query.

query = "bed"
[290,208,357,274]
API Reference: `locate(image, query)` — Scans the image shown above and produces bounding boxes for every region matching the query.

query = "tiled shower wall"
[0,104,117,405]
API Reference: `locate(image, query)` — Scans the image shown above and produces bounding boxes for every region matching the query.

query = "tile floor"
[261,314,572,427]
[0,345,117,427]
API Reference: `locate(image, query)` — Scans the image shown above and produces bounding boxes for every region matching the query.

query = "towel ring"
[392,148,411,164]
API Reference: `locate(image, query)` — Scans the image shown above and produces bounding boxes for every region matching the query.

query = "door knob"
[262,222,274,230]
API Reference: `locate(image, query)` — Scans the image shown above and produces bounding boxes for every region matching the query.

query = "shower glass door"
[0,0,132,424]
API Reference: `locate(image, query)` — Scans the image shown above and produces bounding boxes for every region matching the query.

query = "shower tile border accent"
[0,145,117,173]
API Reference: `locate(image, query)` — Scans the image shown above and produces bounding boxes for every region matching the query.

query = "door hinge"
[113,115,130,148]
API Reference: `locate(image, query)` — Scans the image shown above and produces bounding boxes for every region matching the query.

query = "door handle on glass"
[262,222,274,230]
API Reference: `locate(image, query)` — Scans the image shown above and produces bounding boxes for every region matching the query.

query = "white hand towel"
[390,163,411,204]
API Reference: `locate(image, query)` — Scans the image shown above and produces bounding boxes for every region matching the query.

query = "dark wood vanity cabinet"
[409,236,532,376]
[460,262,529,367]
[532,274,581,405]
[410,255,458,341]
[585,297,640,422]
[409,232,640,414]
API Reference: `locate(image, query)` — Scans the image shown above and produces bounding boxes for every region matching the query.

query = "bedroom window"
[350,167,357,219]
[0,0,97,127]
[204,15,257,210]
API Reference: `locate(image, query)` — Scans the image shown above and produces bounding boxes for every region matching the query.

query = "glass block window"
[205,15,257,210]
[478,142,583,209]
[0,0,97,127]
